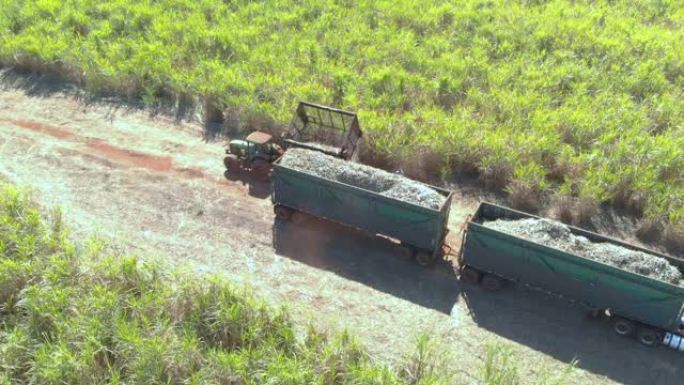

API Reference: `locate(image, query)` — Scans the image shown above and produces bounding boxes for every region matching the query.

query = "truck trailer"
[271,156,453,266]
[460,202,684,350]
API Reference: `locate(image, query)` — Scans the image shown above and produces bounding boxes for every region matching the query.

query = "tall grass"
[0,182,424,383]
[480,343,576,385]
[0,0,682,240]
[0,182,574,383]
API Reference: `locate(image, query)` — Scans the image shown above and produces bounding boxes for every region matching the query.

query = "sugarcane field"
[0,1,683,384]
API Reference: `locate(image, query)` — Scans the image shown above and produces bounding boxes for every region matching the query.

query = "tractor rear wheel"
[224,155,241,172]
[252,159,271,179]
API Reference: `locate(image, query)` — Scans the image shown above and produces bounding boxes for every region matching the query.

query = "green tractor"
[224,102,362,178]
[224,131,283,178]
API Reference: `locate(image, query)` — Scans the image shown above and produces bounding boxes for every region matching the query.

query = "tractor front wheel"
[224,155,241,172]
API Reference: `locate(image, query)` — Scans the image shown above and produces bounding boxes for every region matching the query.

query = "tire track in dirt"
[4,117,224,187]
[86,138,173,172]
[1,115,272,255]
[11,119,74,139]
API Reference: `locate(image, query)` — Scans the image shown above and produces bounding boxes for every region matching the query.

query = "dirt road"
[0,78,681,385]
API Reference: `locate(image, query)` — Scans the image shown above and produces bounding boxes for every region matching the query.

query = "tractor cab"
[228,131,280,162]
[223,102,362,179]
[224,131,282,177]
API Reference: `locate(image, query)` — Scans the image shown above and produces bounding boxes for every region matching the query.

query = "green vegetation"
[0,182,446,384]
[0,1,682,236]
[0,182,576,383]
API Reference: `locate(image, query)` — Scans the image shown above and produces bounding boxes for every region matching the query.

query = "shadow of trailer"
[460,202,684,350]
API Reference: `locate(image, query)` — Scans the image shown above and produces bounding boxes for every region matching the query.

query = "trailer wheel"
[460,266,482,285]
[481,274,504,292]
[415,252,434,268]
[290,211,307,225]
[396,245,416,260]
[636,327,661,347]
[612,317,636,336]
[274,205,293,220]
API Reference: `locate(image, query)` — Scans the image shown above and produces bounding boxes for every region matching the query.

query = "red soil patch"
[175,167,207,179]
[11,119,74,139]
[10,118,222,183]
[86,138,173,172]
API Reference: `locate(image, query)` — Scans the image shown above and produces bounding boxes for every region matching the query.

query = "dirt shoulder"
[0,80,681,385]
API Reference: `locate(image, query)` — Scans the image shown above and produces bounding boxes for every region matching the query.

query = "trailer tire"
[290,211,307,225]
[612,317,636,337]
[481,274,504,292]
[460,266,482,285]
[274,205,293,220]
[397,245,416,260]
[636,327,661,347]
[415,252,434,268]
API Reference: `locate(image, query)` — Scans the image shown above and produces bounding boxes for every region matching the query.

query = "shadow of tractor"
[223,170,271,199]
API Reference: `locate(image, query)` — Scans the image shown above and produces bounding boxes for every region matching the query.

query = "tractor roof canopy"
[245,131,273,144]
[286,102,362,159]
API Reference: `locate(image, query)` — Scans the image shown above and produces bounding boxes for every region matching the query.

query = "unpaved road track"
[0,81,681,385]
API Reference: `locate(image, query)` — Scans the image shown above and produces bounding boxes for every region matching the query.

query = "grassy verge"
[0,182,443,384]
[0,182,575,383]
[0,0,682,248]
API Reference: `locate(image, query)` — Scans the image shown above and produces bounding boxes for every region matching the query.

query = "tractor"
[223,131,283,178]
[224,102,362,178]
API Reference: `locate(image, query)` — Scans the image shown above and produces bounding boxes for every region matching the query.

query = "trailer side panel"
[272,163,451,254]
[462,202,684,332]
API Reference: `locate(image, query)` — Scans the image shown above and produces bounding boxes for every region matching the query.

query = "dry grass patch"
[665,225,684,256]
